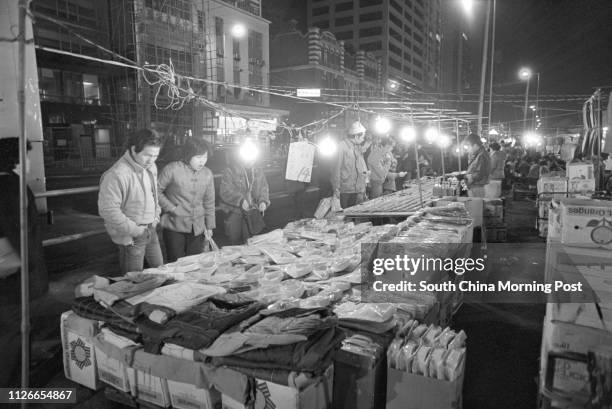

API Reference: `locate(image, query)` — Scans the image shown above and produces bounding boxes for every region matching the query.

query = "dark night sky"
[469,0,612,94]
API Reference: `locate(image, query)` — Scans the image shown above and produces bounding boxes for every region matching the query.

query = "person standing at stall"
[489,142,506,182]
[219,146,270,245]
[332,121,369,208]
[158,138,215,262]
[0,138,48,387]
[464,133,491,197]
[367,137,406,198]
[98,129,164,273]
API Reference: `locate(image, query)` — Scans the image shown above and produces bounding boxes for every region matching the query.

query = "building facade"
[269,25,382,133]
[31,0,284,174]
[440,0,472,95]
[306,0,442,91]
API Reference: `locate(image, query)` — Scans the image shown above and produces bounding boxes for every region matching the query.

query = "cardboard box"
[386,369,463,409]
[547,302,612,330]
[333,347,386,409]
[568,178,596,193]
[560,199,612,249]
[167,380,221,409]
[95,346,135,393]
[567,162,594,180]
[576,266,612,304]
[222,366,333,409]
[130,369,171,408]
[538,177,568,199]
[539,319,612,401]
[60,311,101,390]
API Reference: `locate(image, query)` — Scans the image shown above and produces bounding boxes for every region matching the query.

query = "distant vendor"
[463,133,490,198]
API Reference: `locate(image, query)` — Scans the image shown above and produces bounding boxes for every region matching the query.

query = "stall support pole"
[455,120,462,172]
[414,144,423,208]
[477,0,492,136]
[18,0,31,397]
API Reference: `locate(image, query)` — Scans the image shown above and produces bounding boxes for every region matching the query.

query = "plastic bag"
[445,347,466,381]
[412,346,433,376]
[314,197,332,219]
[398,340,419,372]
[428,348,448,379]
[448,330,467,349]
[330,196,343,213]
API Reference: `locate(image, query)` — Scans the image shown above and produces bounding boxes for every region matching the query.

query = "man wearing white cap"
[331,121,369,208]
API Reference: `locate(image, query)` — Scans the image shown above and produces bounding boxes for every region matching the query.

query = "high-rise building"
[306,0,442,91]
[440,0,472,95]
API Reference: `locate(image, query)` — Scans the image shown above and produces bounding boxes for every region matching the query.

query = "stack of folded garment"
[202,307,344,378]
[334,302,397,334]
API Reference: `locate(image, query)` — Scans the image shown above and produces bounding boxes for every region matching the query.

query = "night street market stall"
[61,202,473,409]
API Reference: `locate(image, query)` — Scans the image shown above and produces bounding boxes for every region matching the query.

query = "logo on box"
[70,337,92,370]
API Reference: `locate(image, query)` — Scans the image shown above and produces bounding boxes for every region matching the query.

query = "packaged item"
[428,348,448,379]
[410,324,429,340]
[411,346,433,376]
[445,348,466,381]
[422,325,443,346]
[436,327,456,348]
[398,340,419,372]
[448,330,467,349]
[387,338,403,369]
[560,199,612,249]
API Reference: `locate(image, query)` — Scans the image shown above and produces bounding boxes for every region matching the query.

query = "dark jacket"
[219,163,270,215]
[0,173,47,304]
[466,146,491,187]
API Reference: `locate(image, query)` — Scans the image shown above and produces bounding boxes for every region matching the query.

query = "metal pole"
[534,73,540,131]
[487,0,497,133]
[456,120,461,171]
[522,78,531,134]
[477,0,492,136]
[18,0,31,394]
[438,116,445,176]
[414,143,423,208]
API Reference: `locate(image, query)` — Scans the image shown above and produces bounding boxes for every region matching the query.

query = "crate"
[485,224,507,242]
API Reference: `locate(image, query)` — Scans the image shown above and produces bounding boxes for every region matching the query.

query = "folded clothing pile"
[334,302,398,334]
[387,320,467,381]
[204,307,344,376]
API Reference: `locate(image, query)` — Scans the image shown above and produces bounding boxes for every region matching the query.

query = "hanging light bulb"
[318,135,337,157]
[400,126,416,143]
[239,137,259,164]
[425,127,438,144]
[437,134,451,149]
[374,117,392,135]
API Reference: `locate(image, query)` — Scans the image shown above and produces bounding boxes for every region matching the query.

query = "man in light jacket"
[98,129,164,273]
[332,121,369,208]
[464,133,491,198]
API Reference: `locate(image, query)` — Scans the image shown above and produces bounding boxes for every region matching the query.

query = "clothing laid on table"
[331,139,368,195]
[0,172,48,305]
[489,151,506,180]
[126,282,226,314]
[158,161,216,261]
[211,327,344,375]
[71,297,141,339]
[88,274,168,306]
[98,151,163,272]
[136,293,264,352]
[219,164,270,244]
[198,308,338,357]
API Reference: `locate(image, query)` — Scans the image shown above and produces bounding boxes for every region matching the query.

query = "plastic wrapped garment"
[334,302,396,323]
[126,282,226,313]
[247,229,285,246]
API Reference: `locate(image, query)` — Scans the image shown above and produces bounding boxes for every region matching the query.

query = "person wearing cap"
[332,121,369,208]
[98,129,164,273]
[464,133,491,197]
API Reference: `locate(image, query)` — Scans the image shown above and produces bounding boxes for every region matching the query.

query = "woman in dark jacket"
[219,149,270,244]
[0,137,48,387]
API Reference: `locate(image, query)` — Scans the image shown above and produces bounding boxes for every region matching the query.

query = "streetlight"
[231,23,246,38]
[519,67,532,134]
[461,0,474,15]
